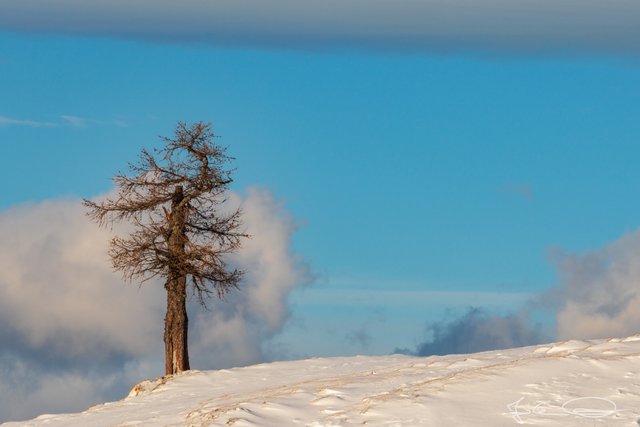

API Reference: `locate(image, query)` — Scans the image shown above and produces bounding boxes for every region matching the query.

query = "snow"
[6,336,640,426]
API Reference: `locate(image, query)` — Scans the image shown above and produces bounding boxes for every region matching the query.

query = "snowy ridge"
[6,336,640,426]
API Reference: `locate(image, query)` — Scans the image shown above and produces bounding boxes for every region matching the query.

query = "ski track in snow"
[6,336,640,426]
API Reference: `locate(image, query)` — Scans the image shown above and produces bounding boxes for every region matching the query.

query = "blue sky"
[2,1,640,421]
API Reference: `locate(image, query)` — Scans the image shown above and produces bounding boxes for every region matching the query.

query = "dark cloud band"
[1,0,640,55]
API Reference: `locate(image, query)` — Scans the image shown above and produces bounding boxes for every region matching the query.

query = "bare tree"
[84,121,246,375]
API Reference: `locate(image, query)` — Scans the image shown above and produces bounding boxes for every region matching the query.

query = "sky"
[2,0,640,422]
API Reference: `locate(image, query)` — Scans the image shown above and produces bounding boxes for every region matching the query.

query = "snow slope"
[6,336,640,426]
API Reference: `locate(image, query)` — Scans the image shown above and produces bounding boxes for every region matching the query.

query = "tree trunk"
[164,186,190,375]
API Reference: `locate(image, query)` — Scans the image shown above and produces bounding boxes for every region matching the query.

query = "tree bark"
[164,186,190,375]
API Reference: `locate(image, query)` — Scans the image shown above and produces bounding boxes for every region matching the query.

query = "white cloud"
[61,115,128,128]
[60,115,87,127]
[0,116,56,128]
[0,115,126,129]
[0,199,164,359]
[0,0,639,55]
[403,229,640,356]
[190,188,311,368]
[0,188,309,422]
[551,231,640,340]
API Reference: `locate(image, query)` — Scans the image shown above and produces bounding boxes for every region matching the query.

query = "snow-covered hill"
[6,336,640,426]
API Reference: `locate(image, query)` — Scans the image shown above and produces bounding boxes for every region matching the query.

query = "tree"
[84,121,246,375]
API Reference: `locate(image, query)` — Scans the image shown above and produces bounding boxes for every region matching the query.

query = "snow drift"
[6,336,640,426]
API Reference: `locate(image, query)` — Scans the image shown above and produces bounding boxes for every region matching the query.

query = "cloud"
[400,228,640,358]
[346,326,373,350]
[190,188,312,369]
[0,351,148,422]
[550,230,640,340]
[1,0,640,55]
[504,184,534,202]
[0,116,56,128]
[0,115,126,129]
[61,115,128,128]
[398,307,548,356]
[0,199,163,421]
[0,199,164,361]
[345,308,385,350]
[0,188,309,422]
[60,115,87,127]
